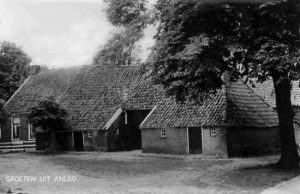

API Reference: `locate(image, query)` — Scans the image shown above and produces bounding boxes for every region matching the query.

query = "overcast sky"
[0,0,157,69]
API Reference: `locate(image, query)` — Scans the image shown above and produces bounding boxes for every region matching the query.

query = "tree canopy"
[93,0,150,66]
[0,100,7,125]
[151,0,300,102]
[29,99,69,133]
[93,26,143,66]
[150,0,300,169]
[29,99,70,153]
[0,41,31,102]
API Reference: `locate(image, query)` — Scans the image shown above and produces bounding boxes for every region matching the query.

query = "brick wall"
[0,119,11,142]
[0,114,32,142]
[141,127,188,154]
[83,131,107,151]
[202,127,228,157]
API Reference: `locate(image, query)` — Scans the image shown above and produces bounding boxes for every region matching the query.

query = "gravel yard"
[0,151,299,194]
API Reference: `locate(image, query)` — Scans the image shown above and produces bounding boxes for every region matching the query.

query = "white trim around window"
[87,131,93,138]
[210,128,217,137]
[161,129,166,138]
[11,116,20,140]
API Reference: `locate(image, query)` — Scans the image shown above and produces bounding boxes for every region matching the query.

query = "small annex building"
[1,66,81,151]
[139,78,279,156]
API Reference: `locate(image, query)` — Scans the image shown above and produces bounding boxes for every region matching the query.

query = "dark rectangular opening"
[73,132,84,151]
[188,127,202,154]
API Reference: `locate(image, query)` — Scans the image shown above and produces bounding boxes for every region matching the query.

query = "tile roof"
[140,79,278,129]
[122,77,166,110]
[226,79,278,128]
[4,67,81,115]
[59,65,142,131]
[250,79,300,108]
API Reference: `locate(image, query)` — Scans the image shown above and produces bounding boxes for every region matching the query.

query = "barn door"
[73,132,84,151]
[188,127,202,154]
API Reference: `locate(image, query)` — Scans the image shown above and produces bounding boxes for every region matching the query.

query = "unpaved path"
[0,151,298,194]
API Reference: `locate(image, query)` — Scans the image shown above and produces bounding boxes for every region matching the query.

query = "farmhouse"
[2,64,280,156]
[57,65,279,156]
[1,66,81,151]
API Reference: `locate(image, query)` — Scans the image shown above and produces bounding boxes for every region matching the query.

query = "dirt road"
[0,151,298,194]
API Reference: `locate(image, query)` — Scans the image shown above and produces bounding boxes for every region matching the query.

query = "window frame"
[210,129,217,137]
[161,129,166,138]
[12,116,20,140]
[87,131,93,138]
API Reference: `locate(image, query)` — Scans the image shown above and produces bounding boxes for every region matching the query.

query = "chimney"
[29,65,41,76]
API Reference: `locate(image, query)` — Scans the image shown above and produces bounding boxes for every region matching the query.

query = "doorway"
[188,127,202,154]
[73,132,84,151]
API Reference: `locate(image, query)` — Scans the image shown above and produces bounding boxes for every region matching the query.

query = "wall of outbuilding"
[83,130,107,151]
[202,127,228,157]
[141,127,189,154]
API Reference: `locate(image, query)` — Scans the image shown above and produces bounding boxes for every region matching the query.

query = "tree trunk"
[273,76,299,169]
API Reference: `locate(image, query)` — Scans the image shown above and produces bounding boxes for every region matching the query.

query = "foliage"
[150,0,300,169]
[29,99,69,153]
[0,100,7,125]
[94,0,150,66]
[150,0,300,102]
[0,41,31,101]
[104,0,148,28]
[93,27,143,66]
[29,99,69,132]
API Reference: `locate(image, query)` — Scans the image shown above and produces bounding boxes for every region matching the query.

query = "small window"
[116,128,120,136]
[87,131,93,138]
[28,124,35,140]
[210,129,216,137]
[161,129,166,138]
[0,126,2,139]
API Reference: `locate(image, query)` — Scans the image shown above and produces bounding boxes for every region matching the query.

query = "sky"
[0,0,157,69]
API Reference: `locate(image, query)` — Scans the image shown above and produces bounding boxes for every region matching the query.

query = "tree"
[93,0,150,66]
[150,0,300,169]
[0,100,7,125]
[104,0,148,28]
[28,99,69,154]
[93,27,143,66]
[0,41,31,101]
